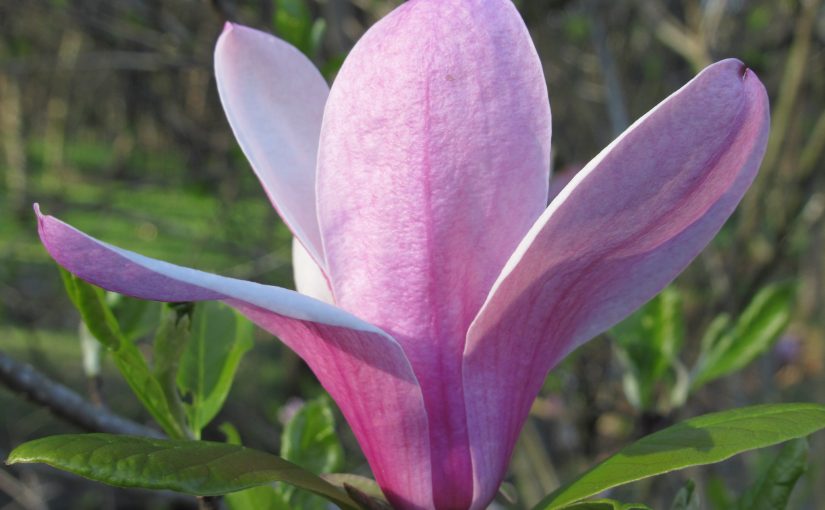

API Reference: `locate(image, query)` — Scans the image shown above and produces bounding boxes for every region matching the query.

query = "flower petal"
[291,237,334,304]
[464,59,770,504]
[215,23,329,266]
[35,206,432,509]
[316,1,551,505]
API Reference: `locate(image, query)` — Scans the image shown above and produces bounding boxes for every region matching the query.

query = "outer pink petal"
[215,23,329,266]
[35,207,432,509]
[291,237,334,304]
[464,59,770,505]
[316,0,551,505]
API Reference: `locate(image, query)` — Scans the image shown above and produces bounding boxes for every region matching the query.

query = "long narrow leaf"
[60,269,186,438]
[7,434,359,510]
[535,403,825,510]
[736,438,808,510]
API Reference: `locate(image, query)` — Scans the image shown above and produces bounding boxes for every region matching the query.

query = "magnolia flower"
[36,0,769,508]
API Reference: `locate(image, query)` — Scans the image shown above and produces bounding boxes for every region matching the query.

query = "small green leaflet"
[177,301,254,436]
[612,287,684,410]
[670,480,699,510]
[691,282,794,390]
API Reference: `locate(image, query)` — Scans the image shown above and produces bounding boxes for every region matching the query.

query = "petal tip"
[33,203,47,231]
[222,21,234,33]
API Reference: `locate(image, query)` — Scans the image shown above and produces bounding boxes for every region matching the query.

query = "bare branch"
[0,351,163,438]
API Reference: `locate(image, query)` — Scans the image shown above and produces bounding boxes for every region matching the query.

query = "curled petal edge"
[35,205,433,510]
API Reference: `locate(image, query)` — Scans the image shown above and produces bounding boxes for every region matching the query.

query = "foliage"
[2,0,825,508]
[536,404,825,509]
[612,282,795,414]
[6,434,359,509]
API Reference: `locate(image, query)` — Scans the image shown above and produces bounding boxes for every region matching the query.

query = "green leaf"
[7,434,358,510]
[220,422,243,446]
[280,396,345,509]
[670,480,700,510]
[108,293,161,342]
[559,500,651,510]
[323,473,387,501]
[60,268,123,350]
[152,305,193,438]
[534,403,825,510]
[178,302,254,436]
[275,0,313,54]
[698,314,732,355]
[706,476,733,510]
[612,287,683,410]
[736,438,808,510]
[153,306,191,386]
[219,423,292,510]
[218,422,292,510]
[60,270,186,439]
[281,396,344,475]
[226,485,291,510]
[691,283,795,390]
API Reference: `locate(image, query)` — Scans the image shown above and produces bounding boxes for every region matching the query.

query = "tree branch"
[0,351,163,438]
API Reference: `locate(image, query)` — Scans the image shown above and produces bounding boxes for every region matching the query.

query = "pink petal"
[215,23,329,266]
[35,206,433,509]
[464,59,770,504]
[291,237,334,304]
[316,1,551,504]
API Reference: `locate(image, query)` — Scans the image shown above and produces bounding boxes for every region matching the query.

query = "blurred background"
[1,0,824,508]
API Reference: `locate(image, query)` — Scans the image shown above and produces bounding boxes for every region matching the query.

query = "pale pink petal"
[291,237,334,304]
[464,59,770,504]
[316,0,550,504]
[215,23,329,266]
[35,207,432,509]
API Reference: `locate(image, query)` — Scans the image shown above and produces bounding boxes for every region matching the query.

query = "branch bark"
[0,350,163,438]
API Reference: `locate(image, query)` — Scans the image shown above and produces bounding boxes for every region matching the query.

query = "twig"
[197,495,222,510]
[587,1,628,137]
[0,351,163,438]
[738,0,822,237]
[0,467,48,510]
[637,0,711,72]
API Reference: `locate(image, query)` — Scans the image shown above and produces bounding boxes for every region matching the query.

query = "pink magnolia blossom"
[36,0,769,508]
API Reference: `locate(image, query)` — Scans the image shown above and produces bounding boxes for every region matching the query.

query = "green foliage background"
[1,0,824,508]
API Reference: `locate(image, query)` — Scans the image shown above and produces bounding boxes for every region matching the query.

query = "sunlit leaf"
[534,403,825,510]
[226,485,291,510]
[281,396,345,509]
[178,302,253,436]
[7,434,358,509]
[282,396,343,474]
[612,287,683,410]
[691,283,794,390]
[559,499,651,510]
